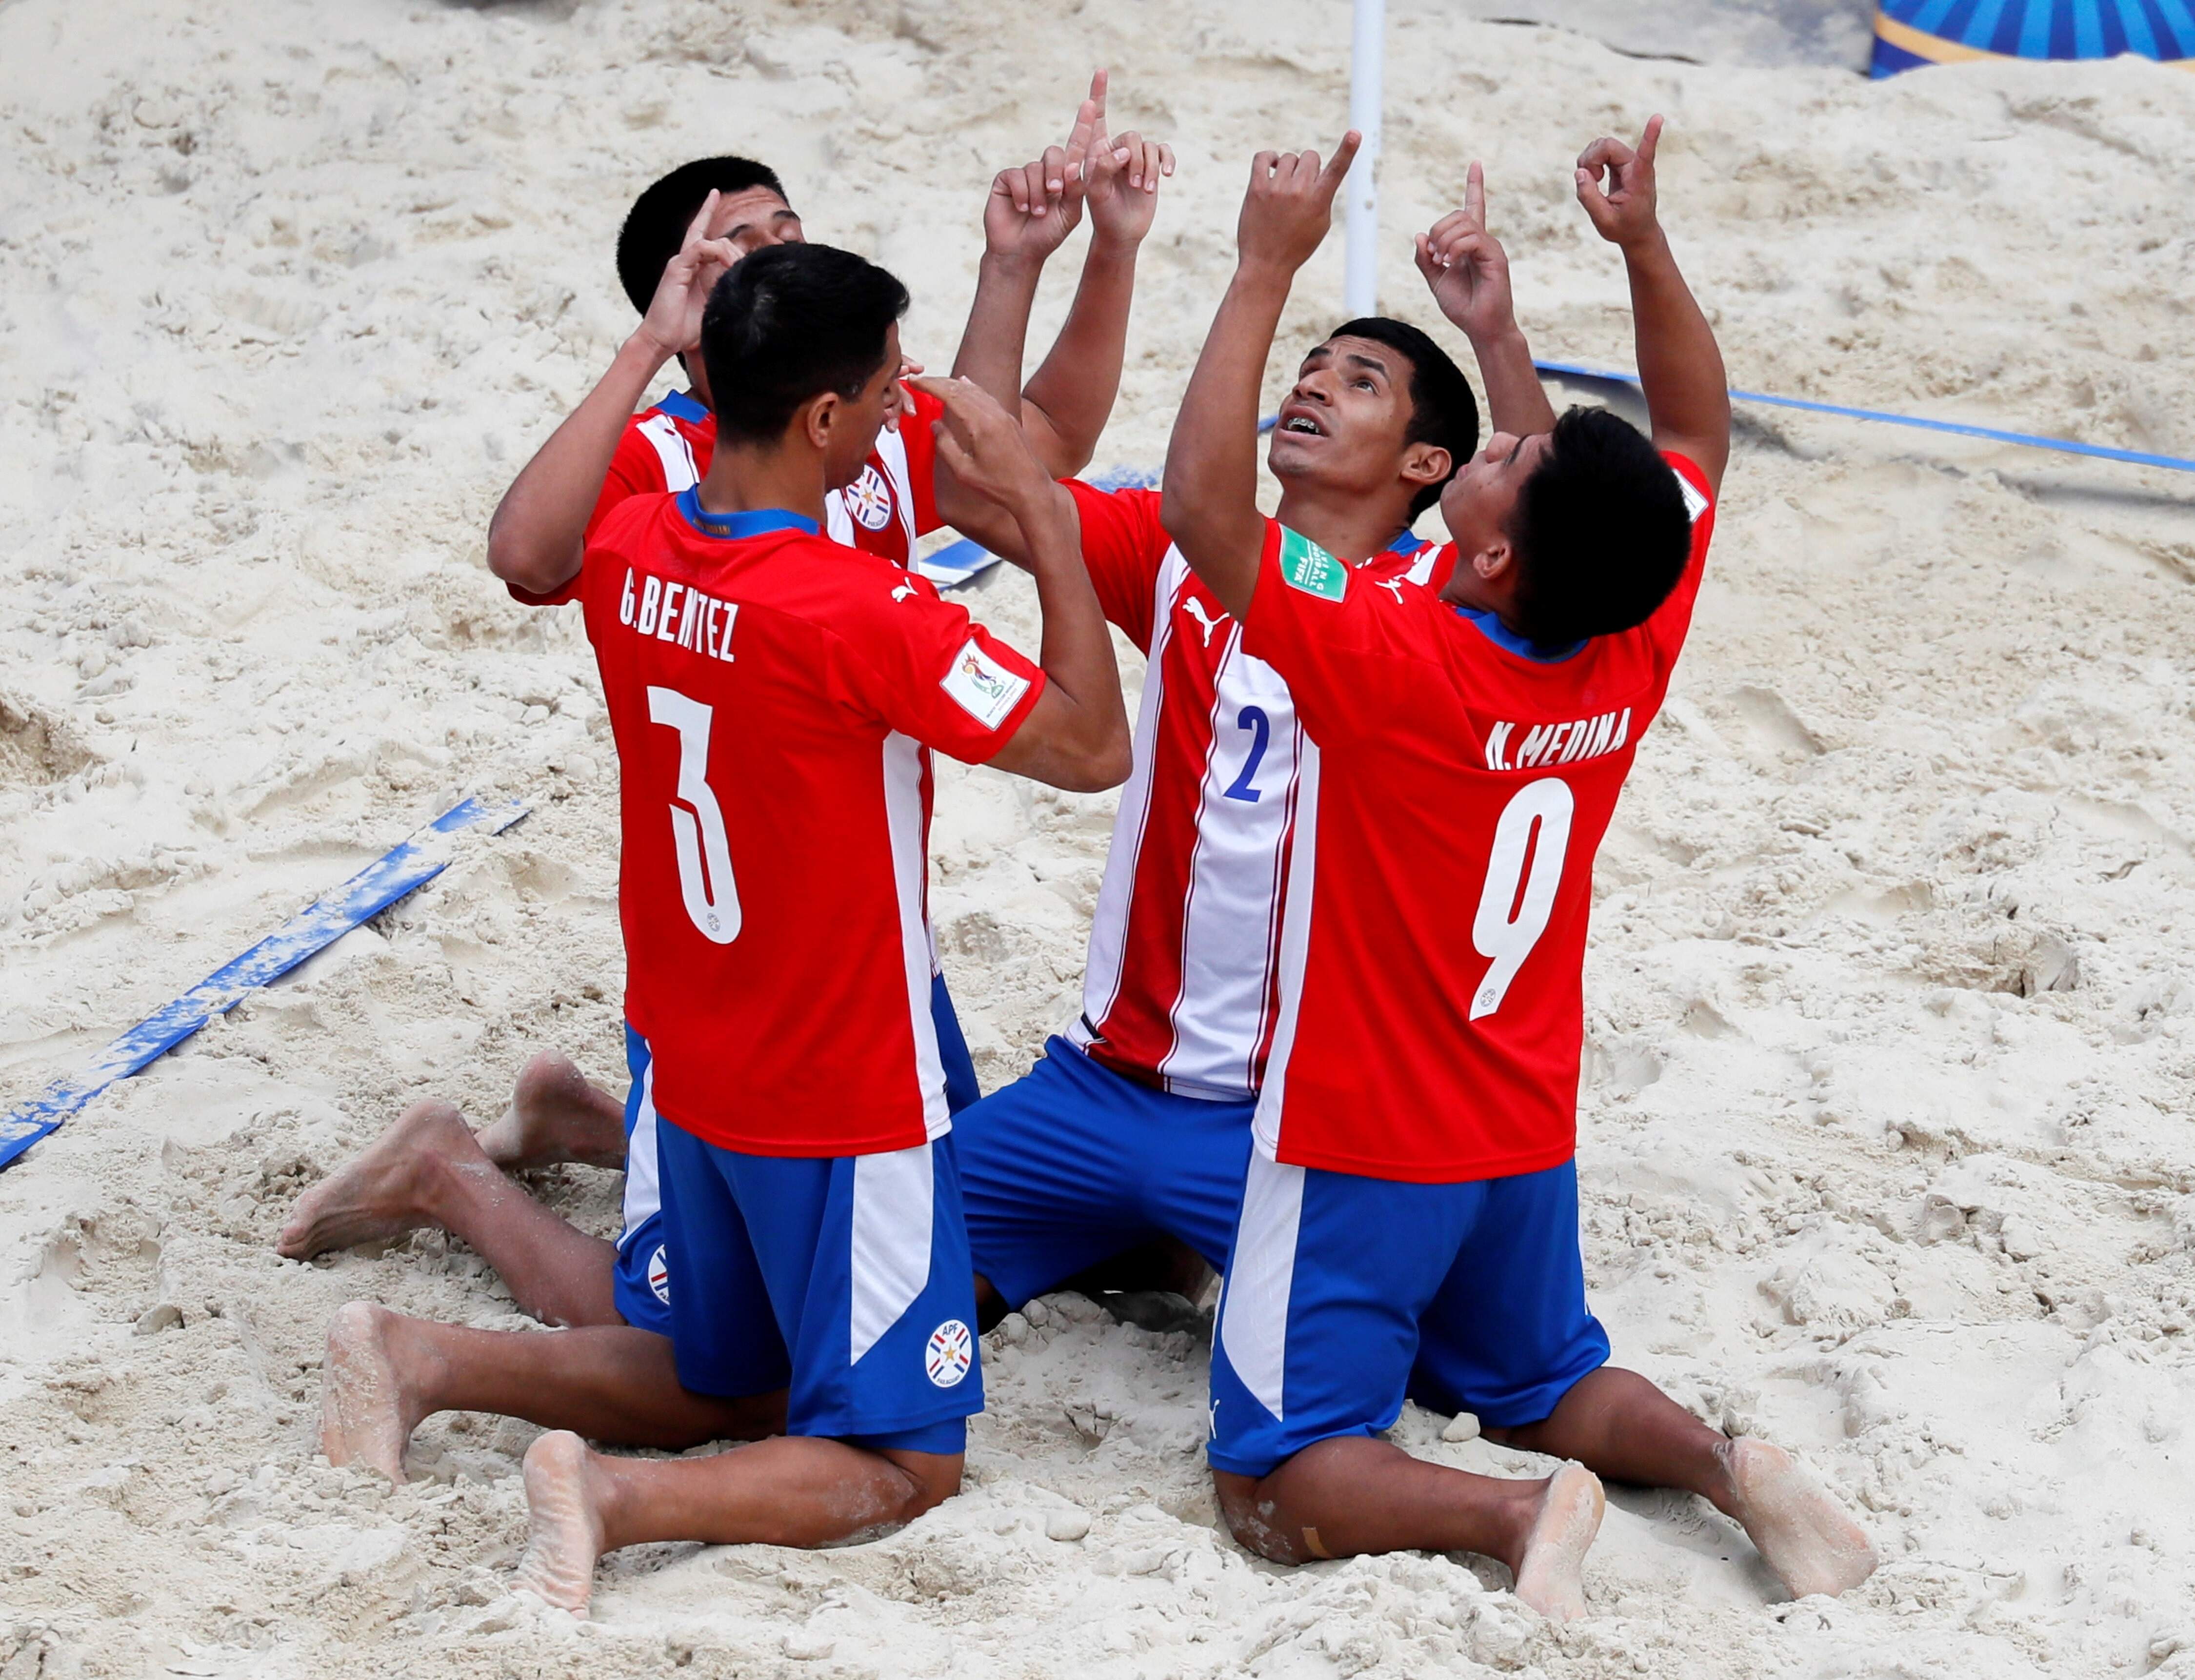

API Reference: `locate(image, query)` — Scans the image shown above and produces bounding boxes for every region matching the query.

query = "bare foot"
[277,1101,486,1260]
[1722,1437,1877,1599]
[514,1431,608,1615]
[476,1051,627,1172]
[320,1302,441,1483]
[1511,1463,1604,1623]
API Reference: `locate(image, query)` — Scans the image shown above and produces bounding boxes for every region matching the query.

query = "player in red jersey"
[933,172,1562,1331]
[487,70,1171,595]
[505,239,1127,1614]
[284,93,1173,1481]
[1164,121,1876,1617]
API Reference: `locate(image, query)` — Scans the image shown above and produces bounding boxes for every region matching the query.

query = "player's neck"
[695,443,829,528]
[1271,483,1411,564]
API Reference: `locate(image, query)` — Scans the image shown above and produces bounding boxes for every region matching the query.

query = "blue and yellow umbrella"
[1873,0,2195,75]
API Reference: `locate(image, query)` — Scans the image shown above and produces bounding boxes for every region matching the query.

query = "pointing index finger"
[1464,160,1484,228]
[1317,130,1362,195]
[1638,114,1663,163]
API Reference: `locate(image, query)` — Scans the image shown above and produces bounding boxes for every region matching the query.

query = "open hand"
[1576,116,1664,250]
[1415,161,1518,342]
[1237,133,1359,275]
[913,375,1053,512]
[634,191,740,362]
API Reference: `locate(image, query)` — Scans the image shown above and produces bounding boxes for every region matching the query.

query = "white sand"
[5,1,2195,1675]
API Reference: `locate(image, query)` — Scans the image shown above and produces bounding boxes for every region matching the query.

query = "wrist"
[980,248,1046,287]
[1085,227,1144,264]
[1617,225,1673,265]
[1462,319,1528,353]
[619,328,678,375]
[1230,256,1299,296]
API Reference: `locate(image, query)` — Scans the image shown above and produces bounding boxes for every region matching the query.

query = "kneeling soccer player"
[511,241,1130,1614]
[1160,121,1876,1618]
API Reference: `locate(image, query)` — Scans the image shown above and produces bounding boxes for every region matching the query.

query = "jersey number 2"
[647,686,741,945]
[1470,777,1574,1020]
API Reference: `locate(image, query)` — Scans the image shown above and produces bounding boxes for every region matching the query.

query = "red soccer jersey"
[1062,481,1441,1099]
[1239,454,1717,1182]
[510,384,945,606]
[579,488,1043,1156]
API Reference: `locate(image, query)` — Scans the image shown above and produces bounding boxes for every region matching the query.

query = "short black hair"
[701,243,909,445]
[616,157,790,314]
[1506,406,1692,645]
[1325,316,1480,518]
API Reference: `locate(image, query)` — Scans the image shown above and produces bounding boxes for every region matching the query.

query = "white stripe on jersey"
[850,1140,936,1364]
[873,424,920,557]
[882,731,951,1141]
[637,413,701,493]
[617,1048,662,1248]
[1074,555,1178,1035]
[1253,735,1321,1160]
[1160,620,1299,1095]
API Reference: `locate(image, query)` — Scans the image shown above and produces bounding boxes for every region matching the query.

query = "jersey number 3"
[1470,778,1574,1020]
[648,686,741,945]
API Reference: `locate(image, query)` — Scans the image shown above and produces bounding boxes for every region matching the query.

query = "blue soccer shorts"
[613,974,979,1337]
[654,1111,980,1453]
[955,1035,1256,1308]
[1207,1152,1611,1478]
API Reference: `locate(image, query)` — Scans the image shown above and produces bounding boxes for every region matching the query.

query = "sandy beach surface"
[5,0,2195,1675]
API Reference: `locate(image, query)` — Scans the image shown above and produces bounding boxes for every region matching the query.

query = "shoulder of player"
[1660,450,1715,521]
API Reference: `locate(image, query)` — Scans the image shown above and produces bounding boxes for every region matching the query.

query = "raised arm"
[945,72,1170,491]
[1416,162,1558,439]
[912,376,1130,793]
[485,196,735,596]
[1019,82,1173,473]
[1161,135,1358,620]
[1575,117,1730,494]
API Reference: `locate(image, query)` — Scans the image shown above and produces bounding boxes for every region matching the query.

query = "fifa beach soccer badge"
[926,1319,974,1387]
[647,1245,671,1305]
[846,465,895,531]
[1278,527,1347,601]
[941,638,1031,729]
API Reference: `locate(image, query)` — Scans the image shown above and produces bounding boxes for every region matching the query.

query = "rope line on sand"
[1535,359,2195,475]
[0,796,528,1173]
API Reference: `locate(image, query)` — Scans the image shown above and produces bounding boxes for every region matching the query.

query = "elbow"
[1074,734,1135,794]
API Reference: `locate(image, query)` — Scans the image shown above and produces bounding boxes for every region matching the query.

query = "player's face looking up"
[706,186,804,257]
[1267,337,1412,483]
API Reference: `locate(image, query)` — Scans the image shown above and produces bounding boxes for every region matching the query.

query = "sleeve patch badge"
[941,637,1031,730]
[1674,469,1709,526]
[1278,527,1348,601]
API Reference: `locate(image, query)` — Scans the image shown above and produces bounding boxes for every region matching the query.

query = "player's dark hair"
[1505,406,1692,645]
[701,243,909,445]
[1327,316,1480,518]
[616,156,790,314]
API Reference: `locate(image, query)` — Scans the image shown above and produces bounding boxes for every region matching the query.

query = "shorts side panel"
[1208,1159,1479,1478]
[723,1134,983,1442]
[1408,1159,1611,1427]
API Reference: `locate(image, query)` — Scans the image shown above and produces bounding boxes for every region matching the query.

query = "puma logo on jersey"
[1372,576,1407,603]
[891,581,917,603]
[1485,707,1631,772]
[1182,597,1228,647]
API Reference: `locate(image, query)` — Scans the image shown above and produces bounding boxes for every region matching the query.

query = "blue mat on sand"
[0,796,527,1173]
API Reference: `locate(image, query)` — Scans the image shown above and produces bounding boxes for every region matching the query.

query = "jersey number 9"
[1470,777,1574,1020]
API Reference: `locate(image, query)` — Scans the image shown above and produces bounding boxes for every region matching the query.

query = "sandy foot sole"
[1512,1463,1605,1622]
[1726,1437,1878,1599]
